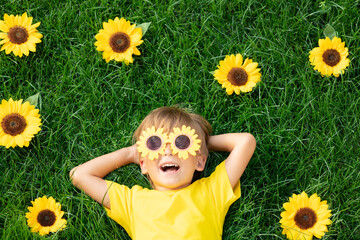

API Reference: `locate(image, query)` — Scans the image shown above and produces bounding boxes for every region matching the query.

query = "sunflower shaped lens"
[136,127,168,160]
[146,135,163,151]
[169,125,201,160]
[174,135,191,150]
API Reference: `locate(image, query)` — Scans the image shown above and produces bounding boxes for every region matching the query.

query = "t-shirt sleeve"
[104,180,133,237]
[205,161,241,216]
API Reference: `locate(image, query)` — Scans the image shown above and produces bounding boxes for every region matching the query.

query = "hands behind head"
[130,144,140,165]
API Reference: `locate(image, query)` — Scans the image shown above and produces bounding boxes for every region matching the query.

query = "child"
[70,106,256,239]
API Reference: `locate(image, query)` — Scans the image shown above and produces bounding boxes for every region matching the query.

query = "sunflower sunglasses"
[136,125,201,160]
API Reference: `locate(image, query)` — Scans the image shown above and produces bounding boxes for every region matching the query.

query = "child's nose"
[164,143,172,156]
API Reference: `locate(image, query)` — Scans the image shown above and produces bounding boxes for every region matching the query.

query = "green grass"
[1,0,360,239]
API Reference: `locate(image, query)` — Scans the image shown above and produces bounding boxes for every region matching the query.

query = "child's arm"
[207,133,256,189]
[69,144,138,209]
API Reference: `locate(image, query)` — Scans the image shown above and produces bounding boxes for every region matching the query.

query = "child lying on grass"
[70,106,256,239]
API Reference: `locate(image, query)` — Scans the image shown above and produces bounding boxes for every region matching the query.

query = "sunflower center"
[294,207,317,230]
[109,32,131,53]
[322,49,341,67]
[1,113,27,136]
[227,67,248,86]
[8,26,29,44]
[37,209,56,227]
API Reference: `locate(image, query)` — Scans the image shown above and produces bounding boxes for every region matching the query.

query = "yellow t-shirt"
[105,161,241,240]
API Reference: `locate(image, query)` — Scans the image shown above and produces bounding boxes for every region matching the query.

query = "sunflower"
[137,126,168,160]
[25,196,67,236]
[0,12,43,57]
[168,125,201,160]
[280,192,332,240]
[213,54,261,95]
[94,17,143,64]
[309,37,350,77]
[0,98,41,148]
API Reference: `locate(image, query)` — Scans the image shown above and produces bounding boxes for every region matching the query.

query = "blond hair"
[133,106,212,156]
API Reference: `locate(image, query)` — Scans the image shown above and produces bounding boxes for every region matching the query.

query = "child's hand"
[130,143,140,165]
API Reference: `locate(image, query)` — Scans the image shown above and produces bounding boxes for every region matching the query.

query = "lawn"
[1,0,359,239]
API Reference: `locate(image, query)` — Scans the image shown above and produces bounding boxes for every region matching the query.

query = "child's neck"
[154,182,191,191]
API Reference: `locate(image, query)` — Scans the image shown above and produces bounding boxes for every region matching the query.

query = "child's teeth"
[163,164,177,167]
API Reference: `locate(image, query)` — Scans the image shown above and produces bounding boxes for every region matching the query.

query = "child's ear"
[195,154,207,171]
[139,159,148,174]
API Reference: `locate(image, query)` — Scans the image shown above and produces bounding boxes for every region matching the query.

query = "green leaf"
[323,24,336,40]
[25,93,40,107]
[136,22,151,36]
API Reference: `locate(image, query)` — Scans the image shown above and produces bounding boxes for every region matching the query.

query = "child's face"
[139,143,206,191]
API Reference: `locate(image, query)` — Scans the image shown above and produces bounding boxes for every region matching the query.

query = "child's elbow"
[247,133,256,145]
[241,133,256,149]
[69,167,80,186]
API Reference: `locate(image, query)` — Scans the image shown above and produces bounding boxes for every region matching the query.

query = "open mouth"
[160,163,180,172]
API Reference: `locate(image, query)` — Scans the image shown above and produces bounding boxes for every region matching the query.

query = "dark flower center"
[227,67,248,86]
[322,49,341,67]
[1,113,27,136]
[109,32,131,53]
[37,209,56,227]
[294,207,317,230]
[8,26,29,44]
